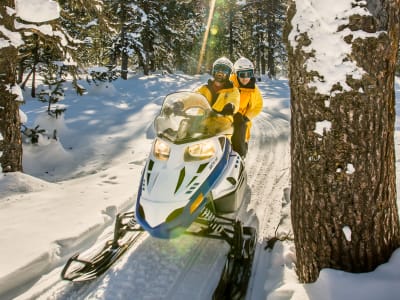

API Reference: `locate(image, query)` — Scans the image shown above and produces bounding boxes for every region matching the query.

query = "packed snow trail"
[244,79,291,300]
[13,77,290,300]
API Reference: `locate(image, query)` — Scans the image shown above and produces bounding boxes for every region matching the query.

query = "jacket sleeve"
[226,87,240,114]
[211,87,240,114]
[195,85,212,104]
[245,86,263,120]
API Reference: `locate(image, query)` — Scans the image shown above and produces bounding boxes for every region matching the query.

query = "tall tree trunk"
[31,65,36,97]
[120,26,128,80]
[120,8,128,80]
[286,0,400,283]
[0,1,23,172]
[31,34,39,98]
[121,51,129,80]
[267,7,276,79]
[267,33,274,78]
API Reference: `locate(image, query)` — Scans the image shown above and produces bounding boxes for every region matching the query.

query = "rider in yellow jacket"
[196,57,240,117]
[195,57,240,136]
[229,57,263,157]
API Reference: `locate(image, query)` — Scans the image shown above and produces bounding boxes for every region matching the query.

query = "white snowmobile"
[61,91,256,299]
[136,91,248,238]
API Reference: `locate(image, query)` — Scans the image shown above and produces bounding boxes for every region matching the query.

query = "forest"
[16,0,288,83]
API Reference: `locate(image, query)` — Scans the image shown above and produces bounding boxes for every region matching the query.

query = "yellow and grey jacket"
[195,79,240,120]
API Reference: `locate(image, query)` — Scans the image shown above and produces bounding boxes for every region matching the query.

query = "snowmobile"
[61,91,257,299]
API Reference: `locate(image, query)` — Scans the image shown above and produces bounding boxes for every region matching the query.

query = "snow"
[346,163,355,175]
[15,0,60,23]
[0,73,399,300]
[8,84,24,102]
[0,25,24,48]
[288,0,381,96]
[0,0,63,50]
[313,120,331,136]
[342,226,352,241]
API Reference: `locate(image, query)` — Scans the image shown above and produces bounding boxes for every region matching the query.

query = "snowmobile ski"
[61,212,143,281]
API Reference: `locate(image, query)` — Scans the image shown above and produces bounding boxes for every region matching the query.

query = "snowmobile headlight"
[154,139,170,160]
[184,141,216,161]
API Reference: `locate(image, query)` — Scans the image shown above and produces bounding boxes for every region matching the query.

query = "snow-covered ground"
[0,74,399,300]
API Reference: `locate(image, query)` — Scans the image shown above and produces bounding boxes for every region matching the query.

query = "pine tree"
[38,63,66,117]
[16,1,81,98]
[264,0,287,78]
[156,0,204,74]
[58,0,110,67]
[206,0,243,63]
[239,0,287,78]
[104,0,204,76]
[105,0,147,78]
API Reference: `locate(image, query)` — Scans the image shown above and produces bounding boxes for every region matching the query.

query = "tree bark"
[286,0,400,283]
[0,16,23,172]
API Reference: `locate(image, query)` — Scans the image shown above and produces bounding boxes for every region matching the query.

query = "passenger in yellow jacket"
[229,57,263,157]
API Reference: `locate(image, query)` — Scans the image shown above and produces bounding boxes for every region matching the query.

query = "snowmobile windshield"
[154,91,233,144]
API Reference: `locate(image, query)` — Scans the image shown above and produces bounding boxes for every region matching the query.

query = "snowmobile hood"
[135,136,231,238]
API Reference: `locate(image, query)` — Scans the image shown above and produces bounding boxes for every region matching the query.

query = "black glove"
[234,113,250,124]
[220,103,235,116]
[234,112,244,122]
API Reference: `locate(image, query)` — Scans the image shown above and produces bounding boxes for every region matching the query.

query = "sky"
[1,0,400,300]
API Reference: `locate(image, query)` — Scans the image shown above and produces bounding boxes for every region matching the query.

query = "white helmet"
[212,57,233,77]
[233,57,254,72]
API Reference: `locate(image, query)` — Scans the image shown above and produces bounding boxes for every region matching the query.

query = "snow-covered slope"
[1,75,400,300]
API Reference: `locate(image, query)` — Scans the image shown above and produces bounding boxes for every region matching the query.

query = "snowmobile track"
[243,111,290,300]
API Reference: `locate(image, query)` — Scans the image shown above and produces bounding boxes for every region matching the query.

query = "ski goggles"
[213,64,231,75]
[237,70,254,78]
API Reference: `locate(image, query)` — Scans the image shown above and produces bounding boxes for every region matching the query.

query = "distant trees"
[208,0,288,77]
[58,0,107,66]
[63,0,205,76]
[15,1,76,97]
[286,0,400,283]
[263,0,287,78]
[14,1,289,79]
[243,0,287,78]
[129,0,204,75]
[5,1,290,89]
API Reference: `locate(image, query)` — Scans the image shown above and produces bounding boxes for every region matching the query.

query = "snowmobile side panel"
[213,160,247,214]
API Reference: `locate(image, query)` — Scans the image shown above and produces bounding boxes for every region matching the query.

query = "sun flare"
[196,0,217,74]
